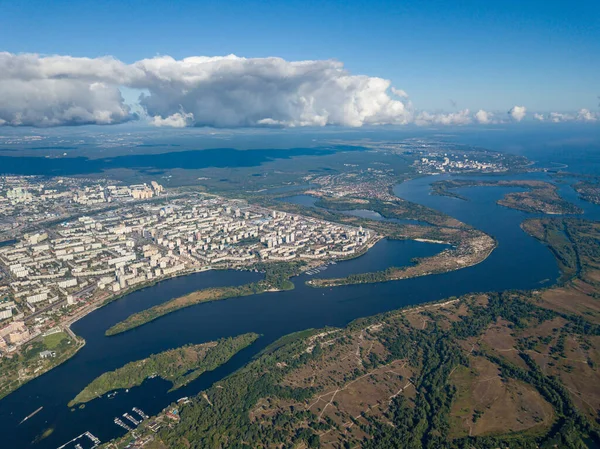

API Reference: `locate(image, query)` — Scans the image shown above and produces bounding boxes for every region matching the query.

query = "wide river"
[2,172,599,449]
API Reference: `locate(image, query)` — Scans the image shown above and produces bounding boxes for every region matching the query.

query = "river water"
[2,172,597,449]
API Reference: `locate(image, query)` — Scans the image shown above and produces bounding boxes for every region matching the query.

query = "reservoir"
[0,173,580,449]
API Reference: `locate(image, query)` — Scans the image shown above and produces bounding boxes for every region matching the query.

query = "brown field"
[480,319,527,368]
[529,332,600,420]
[539,286,600,323]
[449,356,554,439]
[253,355,415,448]
[281,327,391,391]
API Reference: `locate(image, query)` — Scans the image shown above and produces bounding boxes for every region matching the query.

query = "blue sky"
[0,0,598,121]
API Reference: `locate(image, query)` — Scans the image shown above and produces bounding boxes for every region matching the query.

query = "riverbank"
[2,229,378,402]
[105,282,279,336]
[0,266,254,403]
[0,330,85,401]
[105,261,305,336]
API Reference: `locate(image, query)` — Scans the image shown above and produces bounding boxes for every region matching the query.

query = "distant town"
[0,176,374,357]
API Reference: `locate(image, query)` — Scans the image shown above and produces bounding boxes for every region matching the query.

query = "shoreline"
[0,331,86,403]
[1,241,379,398]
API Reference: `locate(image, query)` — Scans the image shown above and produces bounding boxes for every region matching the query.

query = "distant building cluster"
[308,168,397,201]
[415,155,506,173]
[412,151,508,174]
[0,176,165,237]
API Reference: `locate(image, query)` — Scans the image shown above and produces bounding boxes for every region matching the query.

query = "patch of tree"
[362,324,467,448]
[159,333,327,448]
[450,292,557,340]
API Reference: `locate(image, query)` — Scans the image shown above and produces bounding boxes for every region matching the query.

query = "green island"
[105,262,303,336]
[68,332,259,407]
[103,217,600,449]
[432,179,583,215]
[573,180,600,205]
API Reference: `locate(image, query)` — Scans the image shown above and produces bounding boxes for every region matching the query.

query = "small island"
[573,181,600,205]
[68,333,259,407]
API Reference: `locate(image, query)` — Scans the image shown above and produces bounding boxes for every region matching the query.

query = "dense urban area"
[0,175,379,394]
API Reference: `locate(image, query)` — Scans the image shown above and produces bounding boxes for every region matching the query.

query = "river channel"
[1,173,590,449]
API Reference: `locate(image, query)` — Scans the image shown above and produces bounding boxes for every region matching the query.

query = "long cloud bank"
[0,53,413,128]
[0,52,597,128]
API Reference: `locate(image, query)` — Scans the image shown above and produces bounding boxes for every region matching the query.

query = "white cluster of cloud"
[0,52,413,128]
[508,106,527,122]
[0,52,597,128]
[414,109,474,126]
[149,111,195,128]
[533,109,598,123]
[0,53,134,127]
[475,109,494,124]
[135,55,414,128]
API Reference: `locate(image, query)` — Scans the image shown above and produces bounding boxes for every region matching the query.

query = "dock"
[114,417,132,432]
[124,412,140,426]
[56,431,101,449]
[133,407,149,420]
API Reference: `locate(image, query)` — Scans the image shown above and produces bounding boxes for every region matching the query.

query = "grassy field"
[43,331,69,349]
